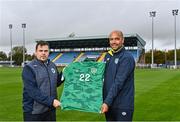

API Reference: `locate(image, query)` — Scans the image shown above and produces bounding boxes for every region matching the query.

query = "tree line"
[145,49,180,64]
[0,46,34,65]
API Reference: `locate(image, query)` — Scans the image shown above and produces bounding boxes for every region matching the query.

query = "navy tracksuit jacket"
[22,59,63,114]
[103,47,135,110]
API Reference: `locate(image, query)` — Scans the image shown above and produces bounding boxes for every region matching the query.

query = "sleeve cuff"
[104,99,111,107]
[49,97,55,107]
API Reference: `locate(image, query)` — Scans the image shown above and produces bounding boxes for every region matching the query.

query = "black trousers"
[105,108,133,121]
[23,109,56,121]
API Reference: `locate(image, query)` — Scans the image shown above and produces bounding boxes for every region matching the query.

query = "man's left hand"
[101,103,109,113]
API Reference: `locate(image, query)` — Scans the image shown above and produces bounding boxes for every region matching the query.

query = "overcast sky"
[0,0,180,54]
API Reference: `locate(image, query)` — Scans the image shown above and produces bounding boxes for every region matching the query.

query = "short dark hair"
[36,40,49,50]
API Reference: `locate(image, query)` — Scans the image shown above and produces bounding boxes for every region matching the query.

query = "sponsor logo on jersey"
[115,58,119,64]
[75,69,80,73]
[122,112,127,116]
[51,68,56,73]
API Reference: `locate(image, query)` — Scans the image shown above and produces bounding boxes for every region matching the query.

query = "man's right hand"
[101,103,109,113]
[53,99,61,108]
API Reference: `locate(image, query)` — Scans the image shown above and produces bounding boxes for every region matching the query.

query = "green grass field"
[0,67,180,121]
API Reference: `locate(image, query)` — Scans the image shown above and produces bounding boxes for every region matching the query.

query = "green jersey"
[60,61,105,113]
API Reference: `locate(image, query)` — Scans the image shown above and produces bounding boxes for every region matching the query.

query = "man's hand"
[101,103,109,113]
[53,99,61,108]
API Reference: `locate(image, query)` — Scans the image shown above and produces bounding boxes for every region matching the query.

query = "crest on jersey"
[75,69,80,73]
[91,68,97,74]
[51,68,56,74]
[122,112,127,116]
[115,58,119,64]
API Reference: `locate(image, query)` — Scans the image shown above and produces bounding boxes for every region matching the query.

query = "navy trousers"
[23,109,56,121]
[105,108,133,121]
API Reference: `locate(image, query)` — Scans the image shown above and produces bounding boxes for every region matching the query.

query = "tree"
[26,54,34,61]
[145,51,151,64]
[11,46,27,65]
[145,50,167,64]
[177,49,180,61]
[11,46,27,55]
[13,52,23,65]
[154,50,165,64]
[0,51,7,61]
[166,50,174,61]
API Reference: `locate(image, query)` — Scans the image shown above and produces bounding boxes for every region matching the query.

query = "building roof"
[36,34,146,49]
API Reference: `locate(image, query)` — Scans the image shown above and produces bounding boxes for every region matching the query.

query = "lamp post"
[164,49,167,68]
[172,9,178,69]
[149,11,156,68]
[9,24,13,67]
[22,23,26,66]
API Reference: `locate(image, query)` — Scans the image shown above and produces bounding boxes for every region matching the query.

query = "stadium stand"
[53,52,79,65]
[48,52,59,61]
[78,51,101,62]
[37,34,146,66]
[129,50,140,62]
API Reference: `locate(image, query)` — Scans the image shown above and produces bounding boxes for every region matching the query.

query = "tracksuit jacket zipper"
[44,63,51,96]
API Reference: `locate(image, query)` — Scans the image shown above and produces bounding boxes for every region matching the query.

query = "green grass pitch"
[0,67,180,121]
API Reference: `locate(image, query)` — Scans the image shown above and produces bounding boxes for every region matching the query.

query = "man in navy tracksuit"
[101,30,135,121]
[22,41,63,121]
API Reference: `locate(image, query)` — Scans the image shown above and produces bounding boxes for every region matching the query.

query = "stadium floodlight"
[149,11,156,68]
[172,9,178,69]
[22,23,26,67]
[9,24,13,67]
[164,49,167,67]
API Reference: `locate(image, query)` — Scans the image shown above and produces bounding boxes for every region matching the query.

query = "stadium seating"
[129,50,139,61]
[54,52,80,64]
[48,52,59,60]
[49,50,142,65]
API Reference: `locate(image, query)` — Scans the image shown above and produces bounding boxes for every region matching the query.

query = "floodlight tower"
[149,11,156,68]
[9,24,13,67]
[22,23,26,66]
[172,9,178,69]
